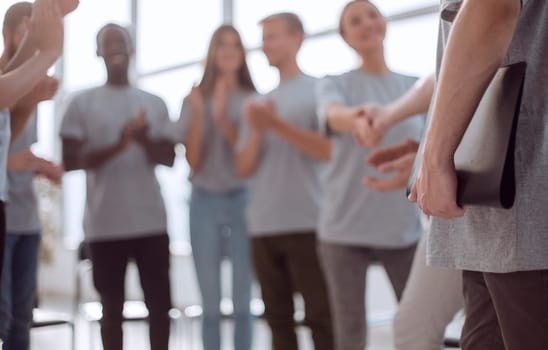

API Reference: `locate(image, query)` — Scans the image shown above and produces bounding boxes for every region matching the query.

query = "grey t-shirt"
[60,85,172,242]
[316,70,423,248]
[428,0,548,272]
[6,116,40,233]
[0,109,11,202]
[178,90,251,193]
[237,74,322,235]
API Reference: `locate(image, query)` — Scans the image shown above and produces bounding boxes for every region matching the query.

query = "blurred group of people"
[0,1,547,350]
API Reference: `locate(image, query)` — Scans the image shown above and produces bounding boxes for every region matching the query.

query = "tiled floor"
[30,316,397,350]
[30,265,462,350]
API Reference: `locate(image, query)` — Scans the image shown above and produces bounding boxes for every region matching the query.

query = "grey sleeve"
[315,76,345,136]
[147,96,176,142]
[59,96,86,141]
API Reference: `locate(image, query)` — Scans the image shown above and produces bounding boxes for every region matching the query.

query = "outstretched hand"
[364,138,419,192]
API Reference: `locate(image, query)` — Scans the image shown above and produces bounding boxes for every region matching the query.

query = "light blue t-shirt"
[6,116,40,233]
[0,109,11,202]
[60,85,173,242]
[178,90,251,193]
[316,70,424,248]
[237,74,323,235]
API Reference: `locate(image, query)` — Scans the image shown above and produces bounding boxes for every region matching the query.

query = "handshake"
[352,104,420,192]
[351,103,395,148]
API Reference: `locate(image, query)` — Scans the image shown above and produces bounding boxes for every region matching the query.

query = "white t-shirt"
[60,85,173,242]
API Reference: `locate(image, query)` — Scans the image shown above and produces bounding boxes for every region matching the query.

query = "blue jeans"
[0,232,41,350]
[189,187,253,350]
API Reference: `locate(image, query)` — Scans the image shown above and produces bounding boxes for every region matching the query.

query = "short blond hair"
[259,12,305,35]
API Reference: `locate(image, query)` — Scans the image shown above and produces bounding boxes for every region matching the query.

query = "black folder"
[407,62,526,209]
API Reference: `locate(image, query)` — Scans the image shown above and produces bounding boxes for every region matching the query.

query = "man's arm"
[363,139,419,192]
[325,103,365,133]
[62,132,130,172]
[9,76,59,141]
[3,0,77,73]
[374,75,435,129]
[353,75,435,148]
[134,132,176,167]
[8,149,63,184]
[0,0,63,110]
[269,116,331,161]
[409,0,521,217]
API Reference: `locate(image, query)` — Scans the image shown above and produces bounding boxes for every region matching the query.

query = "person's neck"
[277,58,302,81]
[359,47,389,75]
[106,74,130,87]
[221,73,239,91]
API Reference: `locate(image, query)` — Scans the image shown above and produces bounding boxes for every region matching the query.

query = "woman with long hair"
[178,25,256,350]
[315,1,424,349]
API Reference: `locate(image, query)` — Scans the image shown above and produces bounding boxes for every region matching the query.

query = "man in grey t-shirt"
[60,23,175,350]
[235,13,333,350]
[410,1,548,348]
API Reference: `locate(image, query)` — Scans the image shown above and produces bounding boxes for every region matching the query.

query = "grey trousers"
[318,241,417,350]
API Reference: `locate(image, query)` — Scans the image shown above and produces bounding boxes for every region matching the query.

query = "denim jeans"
[0,232,41,350]
[189,187,253,350]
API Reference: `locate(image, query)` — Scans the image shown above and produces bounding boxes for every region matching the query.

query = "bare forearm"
[0,51,57,109]
[3,34,37,73]
[184,112,203,171]
[235,131,263,178]
[326,104,360,133]
[216,117,238,147]
[271,117,331,161]
[63,143,125,171]
[138,138,176,167]
[424,0,520,164]
[386,74,435,126]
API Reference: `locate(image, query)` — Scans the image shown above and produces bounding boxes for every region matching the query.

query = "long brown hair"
[198,25,256,96]
[338,0,381,37]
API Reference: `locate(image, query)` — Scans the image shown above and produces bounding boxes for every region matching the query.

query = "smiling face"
[97,25,133,76]
[214,29,245,76]
[261,17,303,68]
[339,1,386,55]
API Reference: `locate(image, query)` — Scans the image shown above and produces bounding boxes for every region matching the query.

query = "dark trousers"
[252,232,334,350]
[88,233,172,350]
[461,270,548,350]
